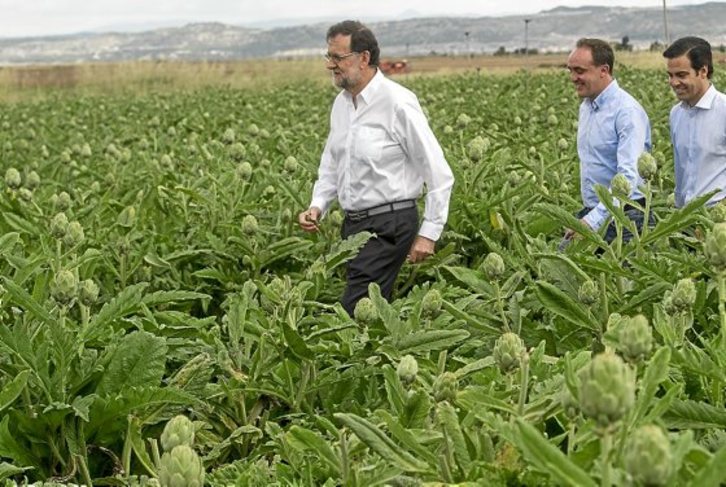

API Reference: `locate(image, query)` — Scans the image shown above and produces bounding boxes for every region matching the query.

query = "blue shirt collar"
[588,79,618,111]
[687,83,717,110]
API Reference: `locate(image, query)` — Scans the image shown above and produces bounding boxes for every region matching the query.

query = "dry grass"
[2,50,719,102]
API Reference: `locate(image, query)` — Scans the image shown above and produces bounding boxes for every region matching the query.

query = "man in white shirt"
[298,20,454,316]
[664,37,726,208]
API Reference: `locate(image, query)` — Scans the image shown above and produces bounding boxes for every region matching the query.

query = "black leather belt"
[345,200,416,222]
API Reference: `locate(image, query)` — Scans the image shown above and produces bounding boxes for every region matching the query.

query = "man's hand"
[298,207,322,232]
[407,235,435,263]
[564,218,592,240]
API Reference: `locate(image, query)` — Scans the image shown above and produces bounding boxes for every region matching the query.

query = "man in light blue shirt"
[664,37,726,208]
[564,38,652,245]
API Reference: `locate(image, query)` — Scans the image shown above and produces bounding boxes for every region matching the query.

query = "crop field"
[0,63,725,486]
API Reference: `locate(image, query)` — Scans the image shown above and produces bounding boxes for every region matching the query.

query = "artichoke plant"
[482,252,505,281]
[616,314,653,364]
[432,372,458,403]
[578,352,635,429]
[397,355,419,386]
[353,297,377,324]
[493,332,525,374]
[704,222,726,271]
[161,415,196,453]
[637,152,657,181]
[421,289,443,317]
[158,445,205,487]
[624,425,672,486]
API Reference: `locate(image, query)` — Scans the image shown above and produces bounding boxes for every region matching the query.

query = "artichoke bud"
[18,188,33,201]
[547,114,559,126]
[263,185,276,198]
[283,156,299,172]
[637,152,658,180]
[158,445,205,487]
[577,280,598,305]
[229,142,246,161]
[247,123,260,136]
[117,206,136,227]
[432,372,458,403]
[50,212,69,239]
[616,314,653,364]
[669,278,696,312]
[611,173,632,201]
[237,161,253,180]
[79,279,99,306]
[624,425,672,486]
[4,168,21,189]
[64,221,85,247]
[55,191,72,211]
[421,289,443,317]
[493,332,525,374]
[222,128,236,144]
[455,113,471,128]
[160,154,173,168]
[161,415,195,452]
[51,269,78,305]
[482,252,505,281]
[25,170,40,190]
[353,297,377,324]
[559,386,580,420]
[241,215,258,235]
[467,136,490,162]
[557,138,568,150]
[577,352,635,429]
[710,201,726,223]
[704,222,726,271]
[80,143,92,157]
[397,355,419,386]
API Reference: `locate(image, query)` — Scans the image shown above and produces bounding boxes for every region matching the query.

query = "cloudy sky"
[0,0,704,38]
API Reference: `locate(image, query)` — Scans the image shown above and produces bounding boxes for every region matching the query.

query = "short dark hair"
[326,20,380,67]
[576,38,615,75]
[663,36,713,78]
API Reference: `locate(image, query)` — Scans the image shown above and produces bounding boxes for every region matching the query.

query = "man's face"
[666,54,710,106]
[326,34,364,91]
[567,47,611,99]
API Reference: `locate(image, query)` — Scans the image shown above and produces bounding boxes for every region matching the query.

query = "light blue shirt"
[669,84,726,208]
[577,80,651,230]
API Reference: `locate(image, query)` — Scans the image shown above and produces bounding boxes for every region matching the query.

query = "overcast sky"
[0,0,705,38]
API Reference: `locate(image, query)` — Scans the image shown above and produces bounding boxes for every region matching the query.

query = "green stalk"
[494,282,510,332]
[718,273,726,348]
[600,430,612,487]
[517,351,530,416]
[77,454,93,487]
[340,430,350,487]
[122,420,133,477]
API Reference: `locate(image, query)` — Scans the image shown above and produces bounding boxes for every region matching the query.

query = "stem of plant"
[517,351,530,416]
[494,281,510,332]
[600,429,612,487]
[340,430,350,487]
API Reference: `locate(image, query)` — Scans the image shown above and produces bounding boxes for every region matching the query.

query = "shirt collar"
[688,83,717,110]
[343,68,382,107]
[588,79,618,111]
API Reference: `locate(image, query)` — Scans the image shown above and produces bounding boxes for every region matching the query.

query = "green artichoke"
[79,279,100,306]
[50,212,69,239]
[710,201,726,223]
[161,415,195,452]
[283,156,299,172]
[493,332,525,374]
[482,252,505,281]
[242,215,258,235]
[4,168,21,189]
[578,280,598,306]
[158,445,205,487]
[704,222,726,271]
[611,173,632,200]
[624,425,672,486]
[421,289,443,317]
[353,297,377,324]
[666,278,696,313]
[237,161,253,180]
[578,352,635,429]
[52,269,78,305]
[637,152,658,181]
[467,136,490,162]
[229,142,246,160]
[397,355,419,386]
[432,372,458,403]
[25,170,40,190]
[616,314,653,364]
[455,113,471,128]
[64,221,85,247]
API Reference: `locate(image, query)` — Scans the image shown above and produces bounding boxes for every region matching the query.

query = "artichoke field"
[0,67,725,486]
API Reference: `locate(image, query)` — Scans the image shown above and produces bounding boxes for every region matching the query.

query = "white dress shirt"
[310,69,454,241]
[670,84,726,208]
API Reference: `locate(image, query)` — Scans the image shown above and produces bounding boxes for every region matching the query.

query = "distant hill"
[1,3,725,64]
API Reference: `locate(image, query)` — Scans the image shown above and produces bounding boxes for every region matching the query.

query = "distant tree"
[650,41,665,52]
[494,46,507,56]
[615,35,633,52]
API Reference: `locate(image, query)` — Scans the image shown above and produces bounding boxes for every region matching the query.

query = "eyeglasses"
[324,51,359,63]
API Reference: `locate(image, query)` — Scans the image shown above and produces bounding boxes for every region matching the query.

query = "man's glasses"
[324,51,359,63]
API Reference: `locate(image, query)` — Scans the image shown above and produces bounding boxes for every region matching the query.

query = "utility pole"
[662,0,670,45]
[524,19,532,63]
[464,31,470,59]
